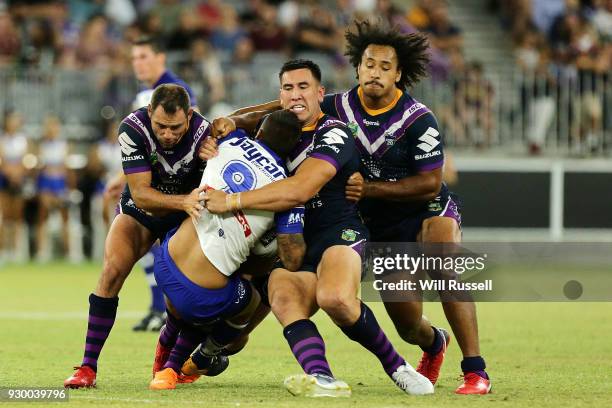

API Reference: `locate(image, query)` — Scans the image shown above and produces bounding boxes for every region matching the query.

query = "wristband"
[226,192,242,211]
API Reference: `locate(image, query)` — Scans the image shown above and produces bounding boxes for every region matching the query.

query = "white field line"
[70,395,247,406]
[0,311,144,320]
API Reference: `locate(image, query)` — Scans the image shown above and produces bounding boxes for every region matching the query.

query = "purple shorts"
[368,193,462,242]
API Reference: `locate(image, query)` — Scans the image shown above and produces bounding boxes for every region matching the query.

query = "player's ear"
[318,85,325,103]
[147,104,152,117]
[187,107,193,122]
[395,69,402,84]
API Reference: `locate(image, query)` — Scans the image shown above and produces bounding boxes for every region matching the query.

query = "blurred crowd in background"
[493,0,611,153]
[0,0,611,262]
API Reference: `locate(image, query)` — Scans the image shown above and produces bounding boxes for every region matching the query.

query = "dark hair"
[259,110,302,159]
[345,20,430,90]
[132,35,164,54]
[150,84,191,116]
[278,59,322,83]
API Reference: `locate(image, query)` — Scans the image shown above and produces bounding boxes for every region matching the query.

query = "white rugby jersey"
[0,133,28,163]
[195,129,303,276]
[39,139,67,167]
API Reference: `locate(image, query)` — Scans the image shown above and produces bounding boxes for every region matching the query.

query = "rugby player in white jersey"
[149,110,306,389]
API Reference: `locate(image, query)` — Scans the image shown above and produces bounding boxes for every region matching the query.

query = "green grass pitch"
[1,262,611,407]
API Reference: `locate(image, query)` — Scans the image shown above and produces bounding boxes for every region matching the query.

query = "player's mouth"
[289,104,307,114]
[365,81,383,88]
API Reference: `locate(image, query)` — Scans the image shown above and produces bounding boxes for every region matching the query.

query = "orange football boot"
[152,341,172,377]
[149,368,178,390]
[177,373,201,383]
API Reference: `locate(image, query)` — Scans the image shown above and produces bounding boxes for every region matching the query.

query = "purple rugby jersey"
[321,86,451,227]
[285,114,362,233]
[119,107,209,196]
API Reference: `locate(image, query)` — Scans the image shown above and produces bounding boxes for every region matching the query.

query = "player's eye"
[170,125,181,130]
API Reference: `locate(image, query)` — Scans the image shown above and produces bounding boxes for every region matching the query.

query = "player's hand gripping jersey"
[197,129,304,276]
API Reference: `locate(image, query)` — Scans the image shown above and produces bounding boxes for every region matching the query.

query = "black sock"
[340,302,405,376]
[420,326,444,355]
[82,294,119,372]
[461,356,488,379]
[283,319,333,377]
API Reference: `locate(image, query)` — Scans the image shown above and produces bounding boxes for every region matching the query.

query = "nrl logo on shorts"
[348,122,359,137]
[428,202,442,212]
[150,152,158,165]
[341,228,358,242]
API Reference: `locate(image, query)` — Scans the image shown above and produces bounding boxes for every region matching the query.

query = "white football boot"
[284,373,351,397]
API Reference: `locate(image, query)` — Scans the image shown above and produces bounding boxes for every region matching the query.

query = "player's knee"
[316,286,353,317]
[269,283,297,316]
[420,217,459,243]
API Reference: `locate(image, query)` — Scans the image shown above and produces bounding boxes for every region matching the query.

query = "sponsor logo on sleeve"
[119,132,138,156]
[415,127,442,160]
[321,128,348,146]
[416,127,440,153]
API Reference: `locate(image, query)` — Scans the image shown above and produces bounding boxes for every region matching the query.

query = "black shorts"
[117,191,187,241]
[368,192,462,242]
[299,221,369,273]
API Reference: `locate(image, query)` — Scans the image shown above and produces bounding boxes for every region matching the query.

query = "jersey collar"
[357,86,402,116]
[302,112,325,132]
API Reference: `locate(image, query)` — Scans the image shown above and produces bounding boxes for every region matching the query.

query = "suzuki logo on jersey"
[119,132,138,156]
[363,119,380,126]
[321,128,348,146]
[416,127,440,153]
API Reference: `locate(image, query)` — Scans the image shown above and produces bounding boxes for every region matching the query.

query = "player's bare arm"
[203,157,336,213]
[126,170,206,219]
[200,110,272,160]
[277,233,306,272]
[230,100,281,116]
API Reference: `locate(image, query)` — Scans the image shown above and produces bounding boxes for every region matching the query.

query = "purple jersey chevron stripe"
[124,111,154,152]
[287,133,314,163]
[334,88,431,158]
[125,109,209,168]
